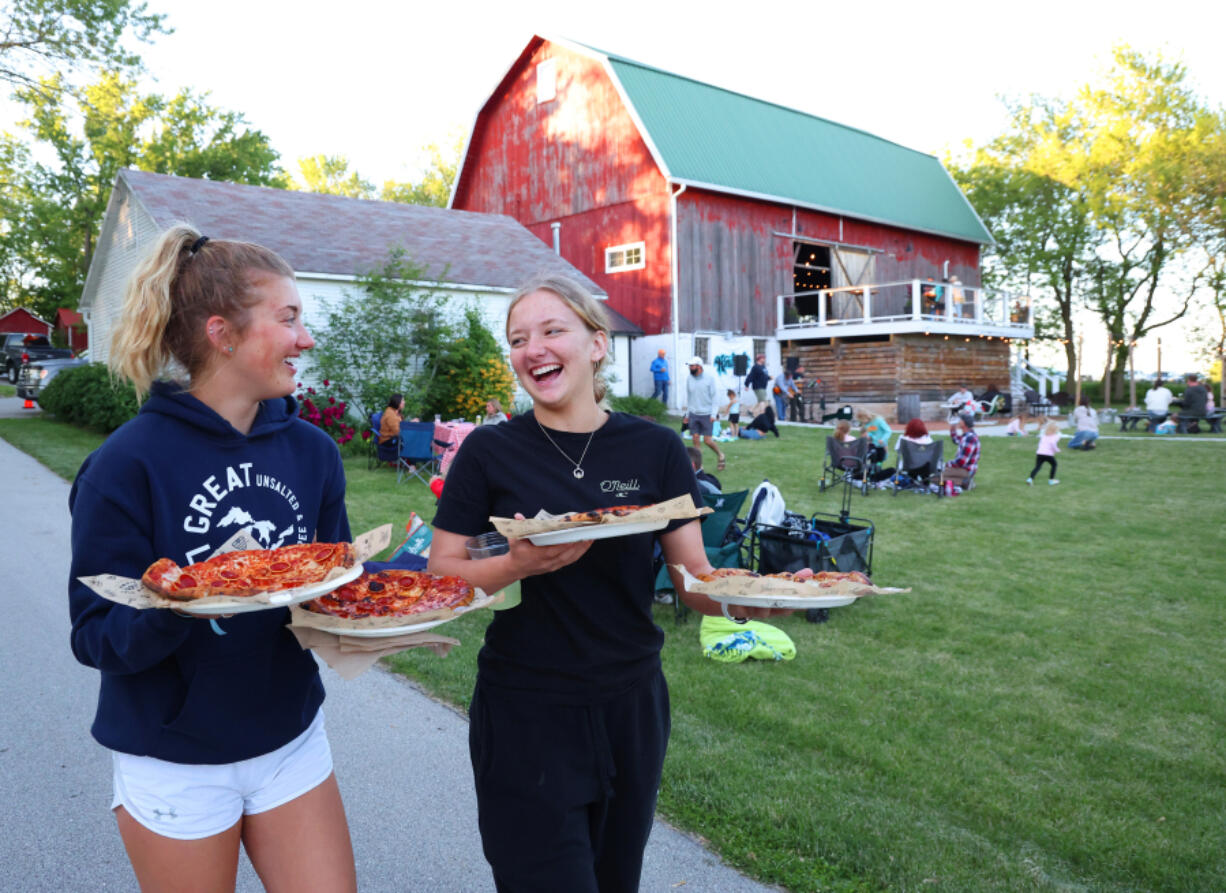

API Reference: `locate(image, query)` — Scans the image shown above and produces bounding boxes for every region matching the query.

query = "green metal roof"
[598,52,992,245]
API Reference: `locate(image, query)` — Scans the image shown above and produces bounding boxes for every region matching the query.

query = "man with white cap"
[684,355,725,470]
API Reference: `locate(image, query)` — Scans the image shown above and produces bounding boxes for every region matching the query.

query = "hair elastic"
[188,235,210,255]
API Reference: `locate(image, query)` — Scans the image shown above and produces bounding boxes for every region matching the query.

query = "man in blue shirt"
[649,348,670,403]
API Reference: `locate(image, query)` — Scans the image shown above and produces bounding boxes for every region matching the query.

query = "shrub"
[296,380,356,446]
[39,364,140,432]
[608,393,667,422]
[425,308,515,422]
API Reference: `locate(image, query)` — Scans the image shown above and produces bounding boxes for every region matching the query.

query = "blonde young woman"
[67,226,356,891]
[428,275,788,892]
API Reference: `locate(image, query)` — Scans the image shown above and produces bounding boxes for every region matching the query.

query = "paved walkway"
[0,432,779,892]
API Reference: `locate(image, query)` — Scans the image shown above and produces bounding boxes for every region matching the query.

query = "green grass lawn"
[4,414,1225,892]
[0,383,16,398]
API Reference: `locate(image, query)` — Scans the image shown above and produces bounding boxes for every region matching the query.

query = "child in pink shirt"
[1027,421,1061,485]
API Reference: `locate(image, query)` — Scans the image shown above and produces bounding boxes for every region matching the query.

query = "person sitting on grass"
[1068,395,1099,450]
[1005,414,1025,436]
[943,412,980,493]
[742,402,779,438]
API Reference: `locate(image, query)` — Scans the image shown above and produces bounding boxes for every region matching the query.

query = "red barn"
[54,308,88,353]
[0,307,52,336]
[452,36,1033,419]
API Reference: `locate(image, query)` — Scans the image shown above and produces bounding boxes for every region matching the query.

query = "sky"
[8,0,1225,378]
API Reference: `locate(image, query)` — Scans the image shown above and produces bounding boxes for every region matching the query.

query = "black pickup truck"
[2,332,75,383]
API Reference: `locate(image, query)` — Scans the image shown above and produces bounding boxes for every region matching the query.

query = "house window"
[536,59,557,104]
[605,241,645,273]
[752,339,767,361]
[693,336,710,364]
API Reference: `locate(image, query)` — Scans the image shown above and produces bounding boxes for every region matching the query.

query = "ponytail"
[110,223,294,398]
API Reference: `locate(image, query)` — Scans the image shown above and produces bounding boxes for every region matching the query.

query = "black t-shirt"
[433,411,702,702]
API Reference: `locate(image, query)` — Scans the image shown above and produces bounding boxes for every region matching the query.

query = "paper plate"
[705,591,858,610]
[527,519,668,546]
[305,616,451,638]
[176,562,366,615]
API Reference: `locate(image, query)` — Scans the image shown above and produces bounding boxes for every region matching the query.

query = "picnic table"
[1118,410,1156,432]
[1176,412,1224,434]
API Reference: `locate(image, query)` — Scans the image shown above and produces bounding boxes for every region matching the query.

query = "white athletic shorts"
[110,709,332,840]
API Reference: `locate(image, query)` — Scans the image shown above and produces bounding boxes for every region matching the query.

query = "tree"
[306,249,454,423]
[950,101,1099,381]
[950,46,1221,390]
[0,0,167,91]
[3,70,285,320]
[380,136,462,207]
[1070,49,1209,392]
[293,153,374,199]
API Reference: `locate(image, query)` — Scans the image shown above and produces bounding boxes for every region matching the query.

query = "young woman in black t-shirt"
[429,275,786,892]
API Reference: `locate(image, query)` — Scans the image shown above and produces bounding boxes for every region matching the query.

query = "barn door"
[830,248,876,319]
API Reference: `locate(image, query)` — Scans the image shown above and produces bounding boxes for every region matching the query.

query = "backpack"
[748,479,786,528]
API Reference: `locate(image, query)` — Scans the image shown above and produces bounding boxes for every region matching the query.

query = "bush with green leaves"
[38,363,140,431]
[426,308,515,421]
[608,393,667,422]
[307,248,452,422]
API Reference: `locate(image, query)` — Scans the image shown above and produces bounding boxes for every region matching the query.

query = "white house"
[80,169,641,396]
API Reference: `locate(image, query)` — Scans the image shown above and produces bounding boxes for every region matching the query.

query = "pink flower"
[361,430,372,440]
[323,379,330,386]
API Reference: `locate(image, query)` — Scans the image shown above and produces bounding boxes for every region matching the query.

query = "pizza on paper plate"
[558,505,646,524]
[142,542,356,601]
[302,570,474,619]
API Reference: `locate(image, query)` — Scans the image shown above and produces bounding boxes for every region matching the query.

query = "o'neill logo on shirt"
[600,478,640,498]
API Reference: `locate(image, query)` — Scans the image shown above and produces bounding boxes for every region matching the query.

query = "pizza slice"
[303,570,474,620]
[142,542,356,601]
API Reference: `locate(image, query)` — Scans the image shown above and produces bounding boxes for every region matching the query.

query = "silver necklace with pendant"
[536,418,596,479]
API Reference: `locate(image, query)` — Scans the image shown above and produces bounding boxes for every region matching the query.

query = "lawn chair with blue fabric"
[367,411,400,470]
[396,421,446,486]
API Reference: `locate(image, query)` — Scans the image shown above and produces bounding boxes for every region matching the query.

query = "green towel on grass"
[699,615,796,663]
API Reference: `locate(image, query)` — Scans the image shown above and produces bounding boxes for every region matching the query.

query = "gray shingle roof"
[119,169,609,295]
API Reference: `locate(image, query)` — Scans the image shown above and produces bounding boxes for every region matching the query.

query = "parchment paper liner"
[490,494,709,539]
[77,524,392,611]
[674,564,910,598]
[286,589,503,679]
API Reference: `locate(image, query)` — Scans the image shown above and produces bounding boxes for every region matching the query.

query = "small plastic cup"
[466,532,509,560]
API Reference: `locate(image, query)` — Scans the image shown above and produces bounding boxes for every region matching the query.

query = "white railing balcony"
[776,280,1034,340]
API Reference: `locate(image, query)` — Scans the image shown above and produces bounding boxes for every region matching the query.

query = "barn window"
[537,59,557,103]
[605,241,645,273]
[752,338,767,360]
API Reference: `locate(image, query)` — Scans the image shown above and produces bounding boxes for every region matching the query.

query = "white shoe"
[1026,478,1033,485]
[1049,479,1060,486]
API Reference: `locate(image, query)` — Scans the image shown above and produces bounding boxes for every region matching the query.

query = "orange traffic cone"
[22,399,35,409]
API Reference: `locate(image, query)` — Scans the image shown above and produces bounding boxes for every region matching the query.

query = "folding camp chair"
[396,421,444,485]
[892,440,943,495]
[819,436,870,496]
[368,411,400,470]
[667,488,750,624]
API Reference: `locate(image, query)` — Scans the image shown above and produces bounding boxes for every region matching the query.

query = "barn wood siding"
[453,39,672,334]
[785,334,1009,404]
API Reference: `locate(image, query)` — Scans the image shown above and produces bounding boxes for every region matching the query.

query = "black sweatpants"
[468,670,670,893]
[1029,454,1057,479]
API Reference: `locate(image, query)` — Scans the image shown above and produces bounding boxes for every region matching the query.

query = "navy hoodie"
[68,382,350,764]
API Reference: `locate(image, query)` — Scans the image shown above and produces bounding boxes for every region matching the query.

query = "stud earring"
[227,346,234,354]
